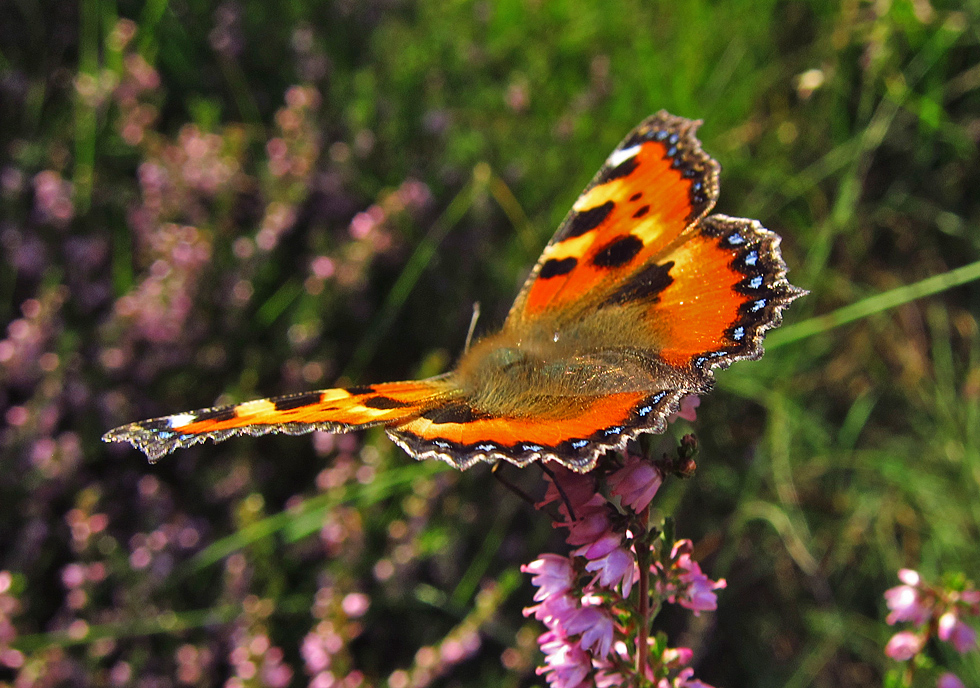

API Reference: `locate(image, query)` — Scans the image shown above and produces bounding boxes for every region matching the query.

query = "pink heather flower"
[61,563,86,589]
[937,672,966,688]
[585,547,636,597]
[566,510,615,548]
[674,667,716,688]
[961,589,980,607]
[538,466,600,518]
[662,646,694,669]
[670,395,700,423]
[884,583,930,626]
[884,630,925,661]
[573,531,622,561]
[897,568,921,586]
[524,592,578,628]
[608,455,663,512]
[301,633,331,673]
[564,606,614,659]
[538,632,592,688]
[938,611,978,653]
[523,555,575,601]
[672,553,726,615]
[595,669,625,688]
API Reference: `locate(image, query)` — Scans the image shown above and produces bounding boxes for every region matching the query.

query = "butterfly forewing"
[506,111,719,324]
[104,379,455,462]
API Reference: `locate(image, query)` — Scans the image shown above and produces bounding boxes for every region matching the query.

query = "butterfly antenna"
[539,462,577,522]
[463,301,481,354]
[491,463,537,507]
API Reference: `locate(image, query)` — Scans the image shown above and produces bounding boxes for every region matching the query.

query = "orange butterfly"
[104,112,805,472]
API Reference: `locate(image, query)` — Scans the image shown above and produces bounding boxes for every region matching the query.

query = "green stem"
[635,507,651,682]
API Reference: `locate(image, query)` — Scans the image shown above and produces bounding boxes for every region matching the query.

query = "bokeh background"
[2,0,979,685]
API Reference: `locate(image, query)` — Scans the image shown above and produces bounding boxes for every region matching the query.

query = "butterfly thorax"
[450,309,694,421]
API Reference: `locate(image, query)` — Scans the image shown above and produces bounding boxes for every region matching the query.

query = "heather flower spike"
[523,429,722,687]
[882,569,980,687]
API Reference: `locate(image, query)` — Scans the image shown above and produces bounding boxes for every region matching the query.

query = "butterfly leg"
[490,462,537,507]
[539,461,578,522]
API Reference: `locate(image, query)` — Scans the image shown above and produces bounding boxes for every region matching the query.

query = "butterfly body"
[104,112,805,472]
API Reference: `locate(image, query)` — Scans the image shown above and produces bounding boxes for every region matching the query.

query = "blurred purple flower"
[32,170,74,226]
[937,672,966,688]
[938,611,977,653]
[884,630,924,661]
[674,666,717,688]
[885,581,930,625]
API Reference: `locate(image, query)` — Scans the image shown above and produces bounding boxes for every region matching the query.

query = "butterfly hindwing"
[388,389,683,471]
[645,214,804,371]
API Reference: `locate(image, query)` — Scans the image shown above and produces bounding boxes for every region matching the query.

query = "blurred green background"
[1,0,979,685]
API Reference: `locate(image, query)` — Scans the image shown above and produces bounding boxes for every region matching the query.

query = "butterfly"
[104,111,805,473]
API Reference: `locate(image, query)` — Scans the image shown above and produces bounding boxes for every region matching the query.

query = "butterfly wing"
[103,379,457,462]
[506,111,720,323]
[105,112,804,472]
[388,112,805,472]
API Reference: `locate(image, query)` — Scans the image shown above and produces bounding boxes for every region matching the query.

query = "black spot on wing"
[421,402,481,425]
[344,385,375,396]
[597,156,639,183]
[539,257,577,279]
[192,407,238,423]
[592,234,644,268]
[557,201,615,241]
[632,205,650,219]
[629,192,642,202]
[273,392,324,411]
[603,261,674,306]
[363,396,411,410]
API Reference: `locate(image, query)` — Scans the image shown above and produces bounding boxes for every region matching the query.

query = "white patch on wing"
[606,144,641,168]
[168,413,197,428]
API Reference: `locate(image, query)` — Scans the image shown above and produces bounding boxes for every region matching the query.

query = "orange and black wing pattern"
[103,379,457,462]
[386,390,681,472]
[105,112,805,471]
[507,111,720,322]
[385,112,805,471]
